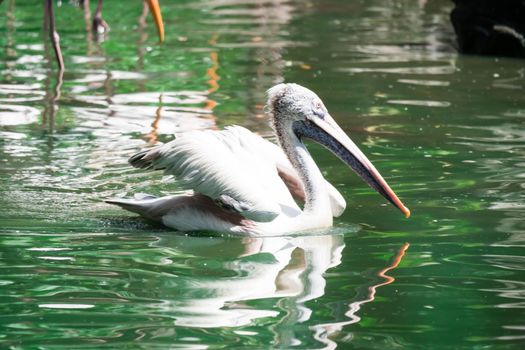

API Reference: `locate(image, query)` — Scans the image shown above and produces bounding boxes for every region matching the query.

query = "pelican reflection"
[149,233,408,333]
[151,233,345,328]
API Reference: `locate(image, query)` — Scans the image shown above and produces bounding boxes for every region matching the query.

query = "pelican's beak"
[145,0,165,42]
[293,115,411,218]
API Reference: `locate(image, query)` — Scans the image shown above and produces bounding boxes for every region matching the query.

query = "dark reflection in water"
[1,0,525,348]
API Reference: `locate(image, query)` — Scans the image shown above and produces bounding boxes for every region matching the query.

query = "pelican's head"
[266,83,411,218]
[267,83,328,123]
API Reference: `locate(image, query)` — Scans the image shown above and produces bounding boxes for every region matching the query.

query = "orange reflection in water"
[312,242,410,350]
[205,33,220,115]
[370,242,410,299]
[204,51,219,112]
[142,94,163,144]
[145,34,220,141]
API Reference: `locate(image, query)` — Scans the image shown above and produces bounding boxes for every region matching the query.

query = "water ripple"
[1,0,524,348]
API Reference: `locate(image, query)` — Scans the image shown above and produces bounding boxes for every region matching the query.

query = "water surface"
[1,0,524,348]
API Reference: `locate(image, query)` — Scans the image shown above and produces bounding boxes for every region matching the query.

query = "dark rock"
[450,0,525,57]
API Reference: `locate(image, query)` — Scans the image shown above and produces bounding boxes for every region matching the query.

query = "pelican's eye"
[312,99,325,118]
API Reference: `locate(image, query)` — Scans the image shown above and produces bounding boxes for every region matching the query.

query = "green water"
[1,0,524,348]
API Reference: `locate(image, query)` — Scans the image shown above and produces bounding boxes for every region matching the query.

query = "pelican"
[107,83,410,235]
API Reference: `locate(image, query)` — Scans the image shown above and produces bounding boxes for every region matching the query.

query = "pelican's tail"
[105,193,167,221]
[106,192,260,234]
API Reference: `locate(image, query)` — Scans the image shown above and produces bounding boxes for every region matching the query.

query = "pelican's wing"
[129,126,299,222]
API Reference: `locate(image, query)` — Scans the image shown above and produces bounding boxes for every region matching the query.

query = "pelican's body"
[107,84,409,235]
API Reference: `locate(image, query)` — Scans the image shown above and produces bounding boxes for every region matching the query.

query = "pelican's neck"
[275,119,332,219]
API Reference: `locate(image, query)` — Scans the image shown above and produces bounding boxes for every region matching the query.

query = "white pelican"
[107,83,410,235]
